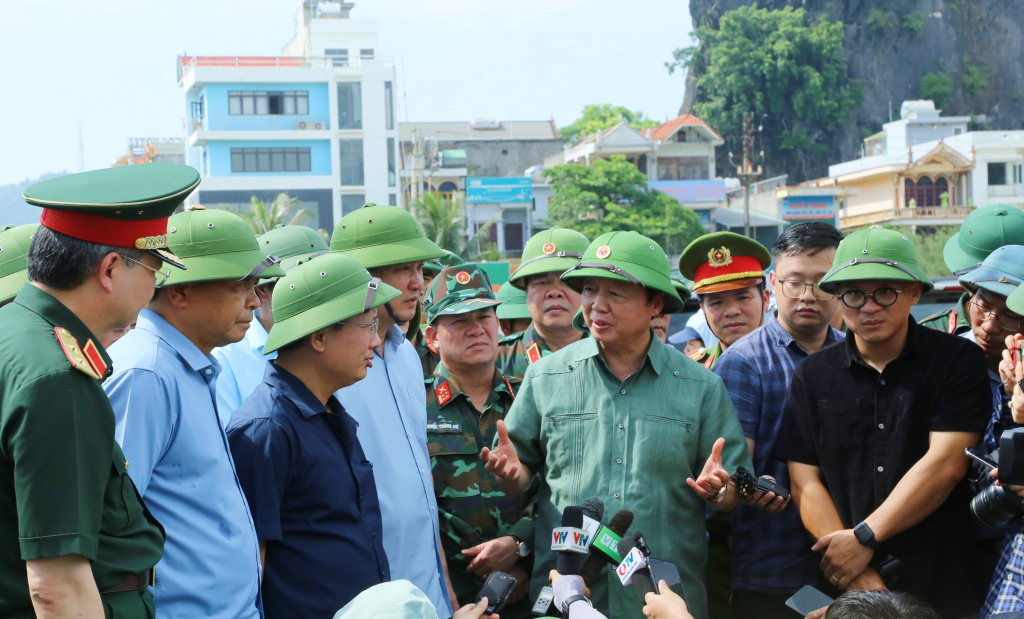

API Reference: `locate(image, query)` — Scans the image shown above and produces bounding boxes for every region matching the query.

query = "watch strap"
[561,594,592,615]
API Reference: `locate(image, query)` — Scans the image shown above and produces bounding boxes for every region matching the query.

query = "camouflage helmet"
[423,264,501,325]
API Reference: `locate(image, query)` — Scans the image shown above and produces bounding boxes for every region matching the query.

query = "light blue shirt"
[335,325,452,619]
[105,310,262,619]
[212,311,276,427]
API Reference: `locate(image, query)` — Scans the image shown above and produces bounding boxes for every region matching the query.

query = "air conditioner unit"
[312,121,325,130]
[297,120,311,130]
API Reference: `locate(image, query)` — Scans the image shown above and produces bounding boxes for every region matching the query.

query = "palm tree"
[412,193,500,261]
[232,193,315,235]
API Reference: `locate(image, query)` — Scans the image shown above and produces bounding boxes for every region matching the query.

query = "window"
[989,162,1008,186]
[675,131,687,142]
[384,81,394,130]
[389,194,397,206]
[342,194,365,216]
[1015,164,1024,185]
[228,91,309,115]
[230,148,312,173]
[325,48,349,67]
[954,127,963,135]
[504,223,524,252]
[360,49,374,60]
[339,139,364,185]
[337,82,362,129]
[387,138,396,187]
[202,148,209,176]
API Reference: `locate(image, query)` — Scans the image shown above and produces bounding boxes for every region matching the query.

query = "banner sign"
[467,177,532,203]
[781,196,835,221]
[649,180,726,203]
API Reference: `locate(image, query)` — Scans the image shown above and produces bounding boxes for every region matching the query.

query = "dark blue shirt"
[227,362,390,619]
[713,312,843,594]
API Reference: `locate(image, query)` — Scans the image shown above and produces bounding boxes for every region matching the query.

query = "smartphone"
[476,571,518,614]
[966,447,997,471]
[530,585,554,617]
[786,585,834,616]
[648,558,685,603]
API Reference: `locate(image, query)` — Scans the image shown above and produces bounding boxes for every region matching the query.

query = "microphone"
[580,497,605,538]
[554,506,588,576]
[580,509,634,586]
[616,531,656,598]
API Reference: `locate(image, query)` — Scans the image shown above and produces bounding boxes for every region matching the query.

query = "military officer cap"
[819,226,933,293]
[330,202,445,268]
[944,204,1024,275]
[561,230,685,313]
[509,228,591,290]
[423,264,501,325]
[423,250,465,275]
[263,253,401,354]
[256,224,329,284]
[164,206,286,286]
[959,245,1024,299]
[21,163,200,269]
[678,231,771,295]
[495,281,531,320]
[0,224,39,304]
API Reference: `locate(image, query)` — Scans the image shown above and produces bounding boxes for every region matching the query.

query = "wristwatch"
[854,522,880,550]
[511,535,530,558]
[562,594,593,615]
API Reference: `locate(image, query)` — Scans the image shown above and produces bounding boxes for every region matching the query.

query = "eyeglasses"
[836,287,905,309]
[967,300,1023,332]
[337,317,380,339]
[123,256,172,287]
[776,279,834,301]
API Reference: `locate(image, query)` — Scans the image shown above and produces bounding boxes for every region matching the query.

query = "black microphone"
[555,506,585,576]
[617,531,656,598]
[580,509,634,586]
[580,497,605,523]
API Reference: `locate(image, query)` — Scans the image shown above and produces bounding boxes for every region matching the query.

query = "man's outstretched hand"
[480,420,529,495]
[687,438,731,501]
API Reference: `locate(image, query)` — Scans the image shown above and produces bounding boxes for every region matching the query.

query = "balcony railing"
[190,114,331,134]
[840,206,975,229]
[177,55,395,82]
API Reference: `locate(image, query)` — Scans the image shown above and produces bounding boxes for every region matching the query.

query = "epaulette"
[435,380,453,406]
[54,327,107,380]
[686,348,707,361]
[526,342,542,364]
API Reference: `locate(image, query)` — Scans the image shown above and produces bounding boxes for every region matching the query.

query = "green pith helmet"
[678,231,771,294]
[264,253,401,354]
[256,225,329,283]
[423,250,465,275]
[944,204,1024,275]
[423,264,501,325]
[0,224,39,304]
[959,245,1024,298]
[819,227,933,293]
[671,277,693,302]
[561,231,685,314]
[572,306,588,332]
[164,207,286,286]
[330,203,444,268]
[495,281,531,320]
[509,228,591,290]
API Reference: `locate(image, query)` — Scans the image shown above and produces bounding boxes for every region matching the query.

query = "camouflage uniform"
[919,292,972,335]
[494,322,589,382]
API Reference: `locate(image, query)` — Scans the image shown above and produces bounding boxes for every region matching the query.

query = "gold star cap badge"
[707,246,733,268]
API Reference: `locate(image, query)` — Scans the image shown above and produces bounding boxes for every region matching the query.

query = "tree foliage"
[231,193,314,235]
[878,225,956,278]
[667,5,860,176]
[543,155,706,256]
[919,72,953,110]
[558,104,658,144]
[411,193,500,261]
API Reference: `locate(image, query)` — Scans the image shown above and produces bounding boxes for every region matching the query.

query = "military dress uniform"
[0,164,199,618]
[423,265,535,618]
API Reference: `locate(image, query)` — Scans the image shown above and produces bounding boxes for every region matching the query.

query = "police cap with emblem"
[0,224,39,304]
[423,264,501,325]
[509,228,590,290]
[21,163,200,269]
[678,231,771,295]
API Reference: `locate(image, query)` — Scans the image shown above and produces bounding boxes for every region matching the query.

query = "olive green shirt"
[0,285,164,618]
[919,292,971,335]
[500,334,752,619]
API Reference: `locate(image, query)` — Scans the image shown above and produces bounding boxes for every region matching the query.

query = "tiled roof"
[645,113,722,141]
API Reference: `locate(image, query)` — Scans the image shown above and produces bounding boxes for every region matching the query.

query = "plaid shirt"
[713,312,844,594]
[985,518,1024,615]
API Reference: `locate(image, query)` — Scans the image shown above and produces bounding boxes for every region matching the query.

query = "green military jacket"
[414,327,441,379]
[495,322,588,382]
[919,292,972,335]
[500,335,752,619]
[686,340,724,370]
[426,364,534,603]
[0,285,164,619]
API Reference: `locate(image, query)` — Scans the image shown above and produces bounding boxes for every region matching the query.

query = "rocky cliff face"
[685,0,1024,180]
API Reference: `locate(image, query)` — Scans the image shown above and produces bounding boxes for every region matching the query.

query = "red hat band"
[693,255,765,290]
[40,209,168,249]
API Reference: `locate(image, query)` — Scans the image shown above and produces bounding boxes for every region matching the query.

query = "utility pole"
[737,113,762,239]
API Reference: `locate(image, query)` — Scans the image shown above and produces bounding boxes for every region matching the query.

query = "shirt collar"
[136,308,216,374]
[432,362,511,410]
[264,361,334,419]
[13,284,113,372]
[767,310,842,350]
[247,311,270,353]
[842,314,920,369]
[578,331,663,377]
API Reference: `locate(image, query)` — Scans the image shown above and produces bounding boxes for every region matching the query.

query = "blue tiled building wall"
[206,140,332,176]
[199,83,330,130]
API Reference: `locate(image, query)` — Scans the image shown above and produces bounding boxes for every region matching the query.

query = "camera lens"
[971,485,1024,528]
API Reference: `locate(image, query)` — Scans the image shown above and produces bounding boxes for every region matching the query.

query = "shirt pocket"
[544,413,598,485]
[101,454,143,534]
[637,415,695,472]
[429,432,482,500]
[817,399,864,452]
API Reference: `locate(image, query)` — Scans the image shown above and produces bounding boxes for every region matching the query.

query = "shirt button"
[878,423,885,430]
[880,379,886,385]
[204,368,212,375]
[614,493,620,498]
[617,459,622,464]
[674,371,679,376]
[620,389,627,395]
[877,466,884,472]
[618,423,625,430]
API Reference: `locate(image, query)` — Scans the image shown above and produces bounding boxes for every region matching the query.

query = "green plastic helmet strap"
[829,258,922,282]
[242,254,282,280]
[954,265,980,277]
[972,276,1023,286]
[383,299,407,326]
[563,262,642,285]
[517,252,584,270]
[363,277,381,313]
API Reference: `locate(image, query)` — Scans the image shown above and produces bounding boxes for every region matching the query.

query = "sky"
[0,0,692,187]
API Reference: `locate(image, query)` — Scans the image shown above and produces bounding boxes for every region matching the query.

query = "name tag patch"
[427,421,463,433]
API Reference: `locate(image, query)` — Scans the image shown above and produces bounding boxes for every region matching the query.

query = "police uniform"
[0,163,197,618]
[422,265,534,617]
[495,228,590,381]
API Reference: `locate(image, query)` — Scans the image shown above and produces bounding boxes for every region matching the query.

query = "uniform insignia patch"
[526,343,542,364]
[426,339,438,355]
[455,271,471,285]
[427,420,462,433]
[686,348,706,361]
[54,327,101,380]
[436,380,453,406]
[82,339,108,378]
[596,245,611,259]
[948,310,956,334]
[707,246,733,268]
[542,242,556,255]
[503,375,516,400]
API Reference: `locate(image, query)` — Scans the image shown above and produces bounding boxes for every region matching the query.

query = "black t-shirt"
[777,316,990,615]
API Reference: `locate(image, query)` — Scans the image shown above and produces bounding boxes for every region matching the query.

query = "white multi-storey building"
[178,1,399,232]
